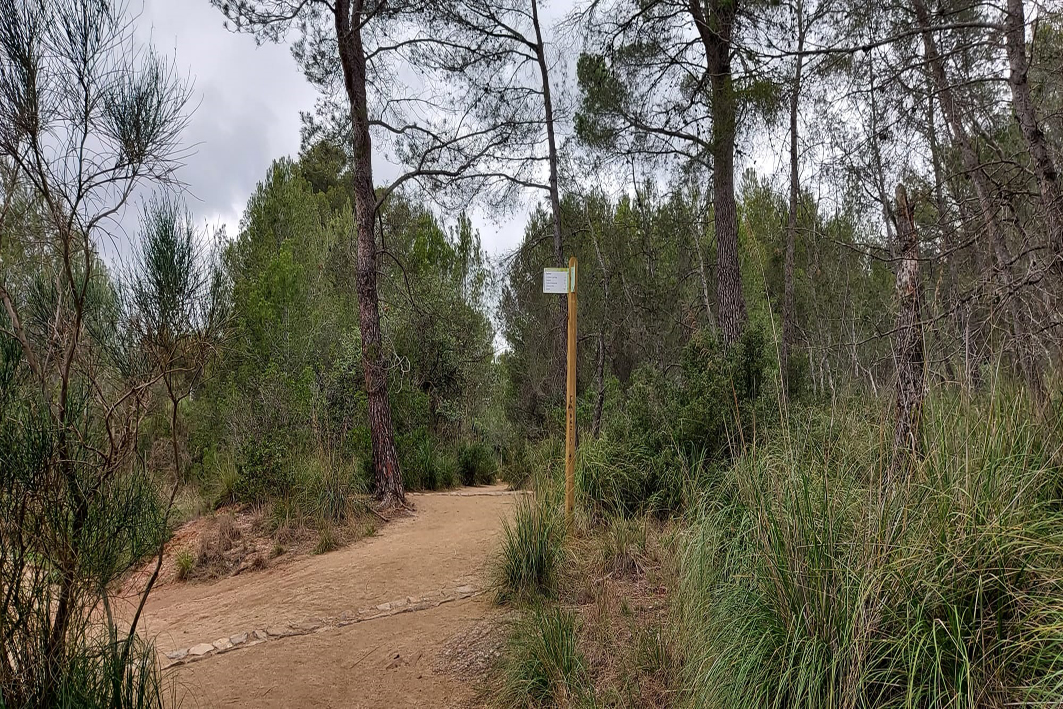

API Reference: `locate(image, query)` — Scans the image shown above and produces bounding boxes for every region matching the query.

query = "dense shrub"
[295,457,366,524]
[458,441,497,486]
[399,428,460,491]
[228,437,296,504]
[575,436,694,520]
[568,326,770,521]
[495,496,567,603]
[499,438,561,490]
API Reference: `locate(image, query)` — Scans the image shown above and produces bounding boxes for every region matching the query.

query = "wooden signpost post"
[543,258,577,526]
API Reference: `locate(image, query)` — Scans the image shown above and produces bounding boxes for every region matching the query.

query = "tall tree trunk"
[925,77,962,384]
[690,0,747,346]
[335,0,404,507]
[783,9,805,402]
[531,0,568,396]
[867,58,897,246]
[694,206,715,326]
[588,205,610,437]
[1003,0,1063,266]
[912,0,1043,401]
[890,185,925,479]
[592,334,605,437]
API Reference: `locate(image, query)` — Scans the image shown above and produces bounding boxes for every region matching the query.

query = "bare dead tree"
[890,184,925,477]
[912,0,1045,402]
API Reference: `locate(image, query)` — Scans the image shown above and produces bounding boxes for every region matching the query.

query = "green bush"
[500,438,562,491]
[295,456,365,524]
[495,606,589,708]
[458,441,497,486]
[575,435,710,520]
[569,326,770,522]
[313,524,339,555]
[398,428,459,491]
[54,635,174,709]
[679,393,1063,708]
[229,438,295,504]
[495,497,566,603]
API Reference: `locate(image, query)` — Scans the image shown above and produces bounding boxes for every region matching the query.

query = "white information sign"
[543,267,571,294]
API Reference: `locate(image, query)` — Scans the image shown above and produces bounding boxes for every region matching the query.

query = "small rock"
[230,632,248,646]
[292,620,321,632]
[253,629,269,641]
[376,602,391,612]
[454,585,475,595]
[164,649,188,661]
[188,643,214,657]
[212,637,233,651]
[266,626,291,638]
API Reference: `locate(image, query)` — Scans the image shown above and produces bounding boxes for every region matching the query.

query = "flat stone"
[375,602,391,612]
[253,629,269,641]
[188,643,214,657]
[454,585,475,595]
[265,626,292,638]
[164,649,188,661]
[212,637,233,651]
[291,620,321,632]
[229,632,248,646]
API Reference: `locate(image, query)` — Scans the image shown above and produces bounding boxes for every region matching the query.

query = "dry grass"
[489,513,682,708]
[566,518,682,708]
[126,500,378,590]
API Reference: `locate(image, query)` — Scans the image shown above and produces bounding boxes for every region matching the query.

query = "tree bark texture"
[690,0,747,346]
[890,185,925,477]
[335,0,404,507]
[1003,0,1063,266]
[783,10,805,401]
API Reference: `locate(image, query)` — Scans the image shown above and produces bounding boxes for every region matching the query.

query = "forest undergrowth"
[490,380,1063,708]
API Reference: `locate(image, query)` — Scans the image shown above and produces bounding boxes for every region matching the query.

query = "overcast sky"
[132,0,541,259]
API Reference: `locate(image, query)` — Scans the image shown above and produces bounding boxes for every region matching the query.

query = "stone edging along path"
[160,583,482,669]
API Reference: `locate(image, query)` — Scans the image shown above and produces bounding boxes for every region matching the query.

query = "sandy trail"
[135,486,519,708]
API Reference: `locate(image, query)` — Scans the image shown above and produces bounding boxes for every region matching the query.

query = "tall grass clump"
[52,635,173,709]
[495,495,567,603]
[458,440,497,486]
[495,605,589,708]
[577,436,715,521]
[679,392,1063,708]
[399,429,460,491]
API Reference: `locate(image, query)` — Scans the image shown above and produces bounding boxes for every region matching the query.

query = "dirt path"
[134,486,520,708]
